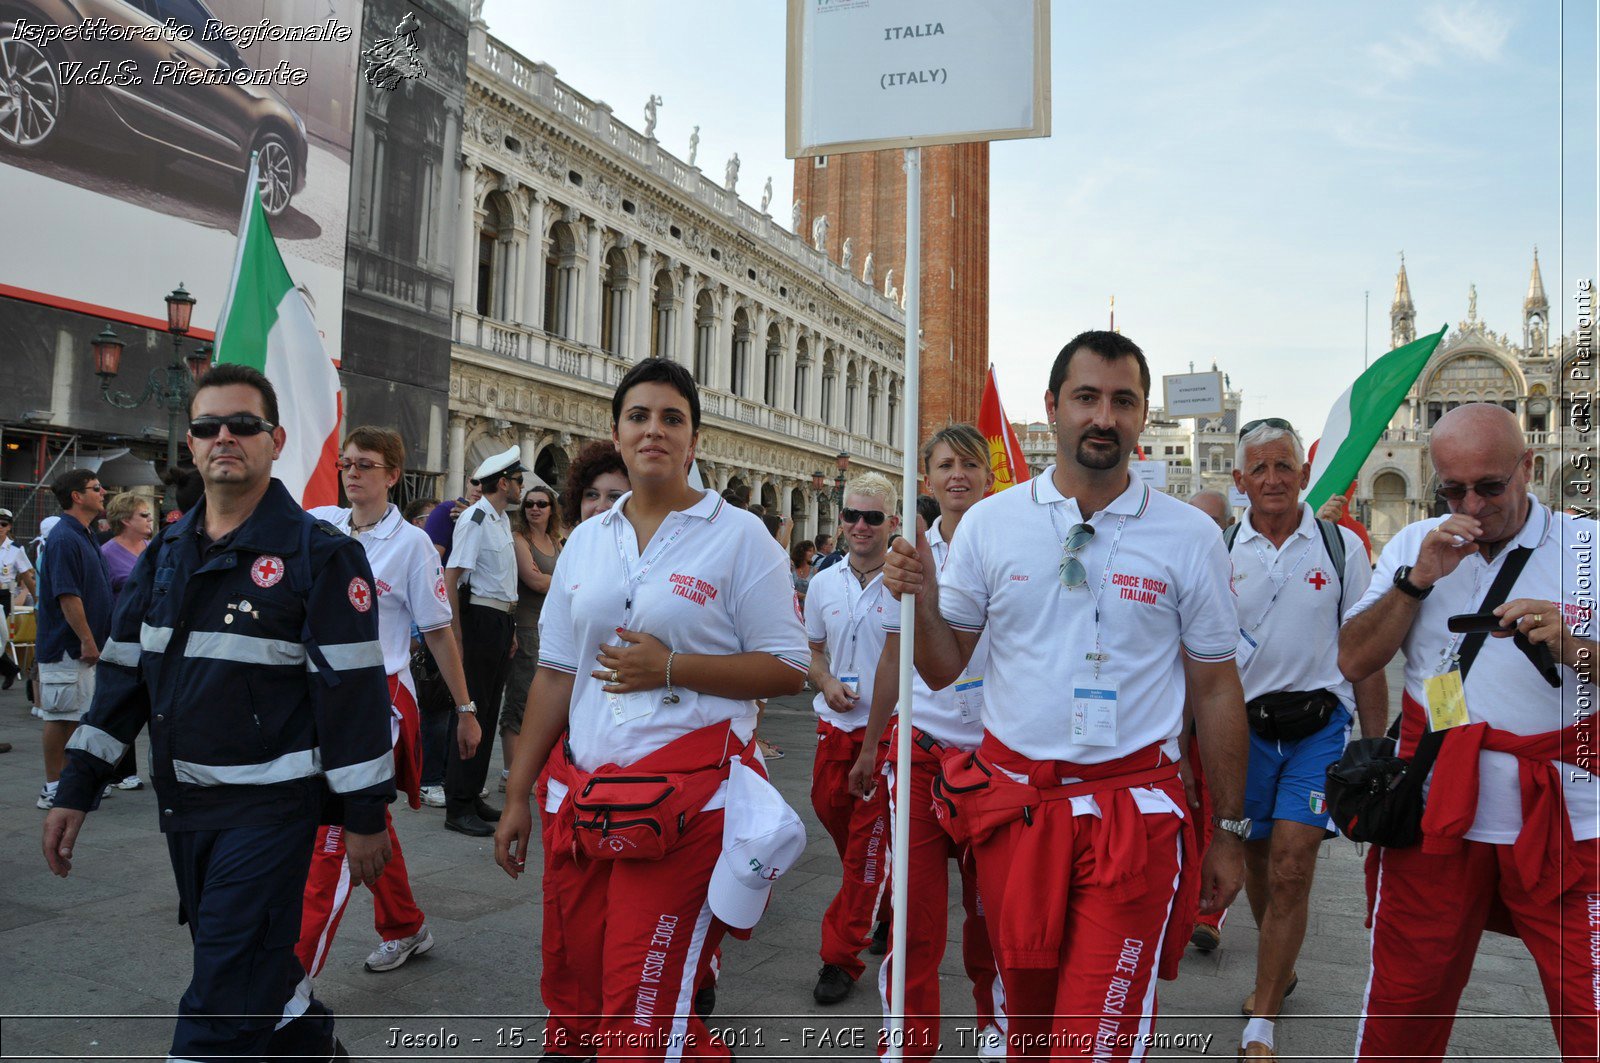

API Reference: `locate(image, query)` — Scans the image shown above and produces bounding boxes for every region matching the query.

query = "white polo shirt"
[940,467,1238,765]
[446,496,517,603]
[805,558,894,733]
[311,505,453,697]
[1230,504,1370,707]
[0,538,32,596]
[1345,498,1598,843]
[538,489,809,775]
[883,515,987,750]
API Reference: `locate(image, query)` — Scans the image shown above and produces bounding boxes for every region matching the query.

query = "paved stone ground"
[0,659,1562,1060]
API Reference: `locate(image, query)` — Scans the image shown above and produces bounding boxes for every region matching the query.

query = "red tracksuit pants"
[878,749,1002,1062]
[1188,737,1226,933]
[541,803,734,1061]
[974,805,1185,1060]
[813,722,892,979]
[296,676,424,977]
[1356,837,1600,1062]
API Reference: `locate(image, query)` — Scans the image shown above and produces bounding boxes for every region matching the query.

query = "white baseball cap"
[708,757,808,930]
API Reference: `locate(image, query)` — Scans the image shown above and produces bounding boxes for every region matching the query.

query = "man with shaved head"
[1190,489,1233,531]
[1340,402,1598,1062]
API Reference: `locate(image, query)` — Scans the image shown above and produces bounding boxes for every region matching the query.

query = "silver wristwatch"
[1212,815,1252,840]
[455,700,477,715]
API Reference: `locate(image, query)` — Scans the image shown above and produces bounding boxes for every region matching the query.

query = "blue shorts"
[1243,704,1350,840]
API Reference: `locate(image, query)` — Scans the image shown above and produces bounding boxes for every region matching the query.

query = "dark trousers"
[413,658,453,788]
[445,603,513,813]
[166,816,336,1063]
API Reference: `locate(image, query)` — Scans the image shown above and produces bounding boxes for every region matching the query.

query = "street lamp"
[93,283,213,513]
[832,451,849,508]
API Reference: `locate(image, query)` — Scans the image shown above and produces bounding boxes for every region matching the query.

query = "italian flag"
[1303,326,1446,509]
[211,153,342,508]
[977,365,1031,495]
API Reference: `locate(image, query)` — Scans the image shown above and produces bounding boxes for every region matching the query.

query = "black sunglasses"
[1435,477,1516,503]
[1239,417,1295,438]
[189,414,276,439]
[839,508,887,526]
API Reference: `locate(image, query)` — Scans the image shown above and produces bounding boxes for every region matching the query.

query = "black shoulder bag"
[1324,546,1532,847]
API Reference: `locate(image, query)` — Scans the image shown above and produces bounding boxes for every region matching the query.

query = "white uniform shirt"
[883,516,987,750]
[311,505,453,697]
[1230,505,1370,708]
[538,489,809,776]
[446,497,517,603]
[940,468,1238,765]
[805,559,894,733]
[1345,498,1598,843]
[0,538,32,596]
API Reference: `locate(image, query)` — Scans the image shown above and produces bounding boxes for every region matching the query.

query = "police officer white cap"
[471,446,523,484]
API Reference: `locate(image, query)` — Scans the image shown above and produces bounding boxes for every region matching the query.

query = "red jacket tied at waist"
[544,721,751,860]
[937,733,1198,979]
[1411,689,1590,905]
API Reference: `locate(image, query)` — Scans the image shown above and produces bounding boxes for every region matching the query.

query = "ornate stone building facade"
[1354,253,1596,551]
[447,17,906,537]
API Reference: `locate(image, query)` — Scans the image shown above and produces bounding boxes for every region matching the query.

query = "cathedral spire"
[1391,252,1416,347]
[1524,247,1549,355]
[1524,247,1548,315]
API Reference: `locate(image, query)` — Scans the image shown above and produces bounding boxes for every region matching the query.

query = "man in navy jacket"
[43,363,394,1063]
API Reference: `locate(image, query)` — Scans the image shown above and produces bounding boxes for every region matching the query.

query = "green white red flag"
[212,152,342,508]
[1302,326,1446,510]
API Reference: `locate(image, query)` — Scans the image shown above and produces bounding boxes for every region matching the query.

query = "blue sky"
[485,1,1596,436]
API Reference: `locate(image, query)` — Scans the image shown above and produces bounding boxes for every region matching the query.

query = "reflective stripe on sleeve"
[172,749,320,786]
[323,749,395,793]
[184,630,307,666]
[305,640,385,673]
[67,724,129,764]
[99,640,141,667]
[141,623,173,653]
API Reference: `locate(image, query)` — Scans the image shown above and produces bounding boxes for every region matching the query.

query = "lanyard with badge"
[1050,506,1128,747]
[606,510,695,726]
[834,569,885,699]
[930,525,985,723]
[1235,535,1314,669]
[1422,563,1485,732]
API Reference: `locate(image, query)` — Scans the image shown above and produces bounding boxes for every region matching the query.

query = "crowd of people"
[14,331,1595,1062]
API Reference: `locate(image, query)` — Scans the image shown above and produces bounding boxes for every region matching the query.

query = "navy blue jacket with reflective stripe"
[55,479,396,834]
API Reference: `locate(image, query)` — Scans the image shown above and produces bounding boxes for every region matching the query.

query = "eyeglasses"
[524,499,549,509]
[1435,475,1517,503]
[507,474,524,485]
[1058,522,1095,589]
[0,520,11,527]
[839,508,887,526]
[334,458,390,473]
[189,414,276,438]
[1239,417,1294,438]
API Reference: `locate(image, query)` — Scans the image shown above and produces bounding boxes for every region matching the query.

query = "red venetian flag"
[977,365,1031,495]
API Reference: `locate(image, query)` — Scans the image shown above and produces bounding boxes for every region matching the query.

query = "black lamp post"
[93,283,213,512]
[832,451,849,509]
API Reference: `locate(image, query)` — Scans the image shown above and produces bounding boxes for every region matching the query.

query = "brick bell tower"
[793,143,990,443]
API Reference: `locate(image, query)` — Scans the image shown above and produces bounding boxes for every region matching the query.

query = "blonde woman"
[98,491,153,789]
[500,484,563,788]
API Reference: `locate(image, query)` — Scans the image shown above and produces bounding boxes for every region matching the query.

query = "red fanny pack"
[555,723,749,862]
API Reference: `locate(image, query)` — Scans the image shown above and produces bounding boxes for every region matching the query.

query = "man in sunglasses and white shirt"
[885,331,1247,1059]
[805,472,899,1004]
[1340,403,1599,1063]
[440,446,524,836]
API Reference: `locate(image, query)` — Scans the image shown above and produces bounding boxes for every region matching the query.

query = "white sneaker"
[420,785,446,808]
[365,926,434,972]
[35,785,54,810]
[115,775,143,790]
[976,1024,1007,1060]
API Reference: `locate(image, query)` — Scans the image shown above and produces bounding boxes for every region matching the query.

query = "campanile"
[793,143,989,442]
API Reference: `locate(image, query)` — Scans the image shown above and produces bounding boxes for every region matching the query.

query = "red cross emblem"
[251,555,284,588]
[434,575,449,605]
[1306,570,1330,591]
[348,577,372,612]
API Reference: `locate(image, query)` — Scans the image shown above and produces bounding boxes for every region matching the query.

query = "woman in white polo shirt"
[496,358,808,1062]
[296,427,475,978]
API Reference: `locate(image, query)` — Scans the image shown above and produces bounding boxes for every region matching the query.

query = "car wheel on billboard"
[0,18,65,152]
[252,131,297,218]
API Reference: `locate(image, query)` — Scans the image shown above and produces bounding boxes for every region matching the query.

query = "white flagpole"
[886,144,920,1062]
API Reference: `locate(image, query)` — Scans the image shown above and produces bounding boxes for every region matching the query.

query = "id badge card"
[1236,629,1259,669]
[1071,675,1119,747]
[1422,670,1470,731]
[838,674,861,698]
[608,689,655,727]
[954,675,984,723]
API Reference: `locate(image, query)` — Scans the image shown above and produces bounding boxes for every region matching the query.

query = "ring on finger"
[1531,614,1543,625]
[611,669,622,683]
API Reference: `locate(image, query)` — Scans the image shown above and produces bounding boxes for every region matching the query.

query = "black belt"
[913,728,944,755]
